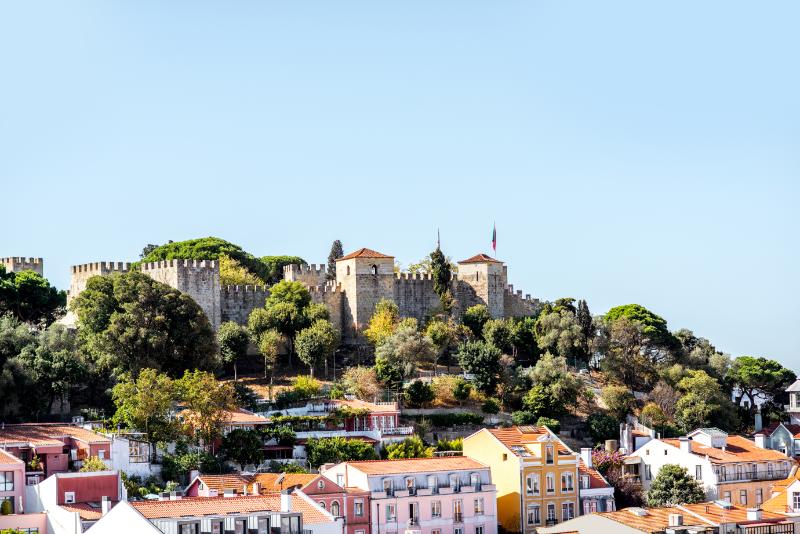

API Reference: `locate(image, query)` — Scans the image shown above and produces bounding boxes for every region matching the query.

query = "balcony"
[716,469,789,483]
[453,513,463,523]
[382,426,415,436]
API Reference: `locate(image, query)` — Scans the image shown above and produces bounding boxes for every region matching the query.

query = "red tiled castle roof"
[336,248,393,261]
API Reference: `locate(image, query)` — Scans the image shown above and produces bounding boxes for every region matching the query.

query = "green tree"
[295,319,339,377]
[259,256,307,285]
[0,314,38,420]
[457,340,502,395]
[219,255,263,287]
[385,436,434,459]
[19,324,84,414]
[221,429,264,467]
[727,356,796,409]
[255,328,281,382]
[326,240,344,281]
[523,353,583,419]
[404,380,435,407]
[176,370,238,449]
[341,366,381,400]
[462,305,490,339]
[375,323,435,388]
[511,317,540,364]
[364,299,400,346]
[112,369,178,445]
[267,280,312,310]
[79,456,109,472]
[72,271,218,377]
[601,385,637,421]
[576,299,593,360]
[483,319,514,354]
[0,266,66,325]
[429,247,453,312]
[535,309,585,366]
[605,304,678,358]
[586,413,619,444]
[305,436,377,468]
[600,317,658,391]
[646,464,706,506]
[674,370,738,432]
[536,416,560,434]
[217,321,250,381]
[249,281,313,366]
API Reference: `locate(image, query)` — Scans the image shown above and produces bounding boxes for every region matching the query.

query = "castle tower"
[68,262,131,305]
[140,259,222,330]
[456,253,506,318]
[2,257,44,276]
[335,248,395,340]
[283,263,327,287]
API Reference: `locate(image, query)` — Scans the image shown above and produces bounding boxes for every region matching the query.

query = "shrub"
[511,410,537,425]
[601,385,637,421]
[306,437,378,468]
[404,380,435,408]
[435,437,463,452]
[291,375,322,398]
[586,413,619,445]
[453,379,473,403]
[0,498,13,515]
[406,412,483,427]
[385,436,434,459]
[481,398,501,414]
[79,456,109,472]
[536,417,560,434]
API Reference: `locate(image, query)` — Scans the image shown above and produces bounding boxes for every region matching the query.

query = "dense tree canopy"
[295,319,339,376]
[605,304,678,354]
[0,266,65,325]
[727,356,796,409]
[457,340,502,395]
[305,436,377,467]
[462,305,491,339]
[72,272,218,376]
[646,464,706,507]
[217,321,250,381]
[326,240,344,281]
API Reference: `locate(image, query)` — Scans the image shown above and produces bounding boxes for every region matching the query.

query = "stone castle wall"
[284,264,327,287]
[503,287,543,317]
[2,257,44,276]
[68,262,131,305]
[221,285,269,325]
[140,260,222,330]
[393,273,441,324]
[309,283,344,334]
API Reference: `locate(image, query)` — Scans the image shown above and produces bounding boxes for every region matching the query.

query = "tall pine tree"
[576,299,593,364]
[430,246,453,313]
[326,240,344,281]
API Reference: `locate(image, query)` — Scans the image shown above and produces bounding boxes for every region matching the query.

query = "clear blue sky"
[1,2,797,368]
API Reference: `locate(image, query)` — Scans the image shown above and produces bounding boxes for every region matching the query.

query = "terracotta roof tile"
[578,460,611,489]
[458,253,502,264]
[600,506,714,532]
[486,426,574,457]
[759,422,800,438]
[336,248,393,261]
[0,448,24,465]
[660,435,790,463]
[333,398,399,413]
[762,467,800,514]
[681,502,786,524]
[601,502,791,532]
[131,494,331,524]
[195,473,316,495]
[227,409,271,425]
[61,502,118,521]
[346,457,487,475]
[0,424,110,447]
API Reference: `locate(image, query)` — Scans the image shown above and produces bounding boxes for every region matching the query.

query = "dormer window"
[449,474,459,490]
[470,473,480,488]
[64,491,75,504]
[581,475,590,489]
[546,446,554,464]
[406,477,416,492]
[427,475,437,491]
[383,478,393,494]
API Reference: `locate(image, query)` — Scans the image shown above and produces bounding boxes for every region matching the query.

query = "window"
[645,465,652,481]
[449,474,460,490]
[386,503,396,521]
[337,474,345,487]
[606,499,615,511]
[64,491,76,504]
[319,501,326,510]
[211,523,224,534]
[546,473,555,493]
[664,450,667,455]
[580,475,590,489]
[354,499,364,516]
[474,498,484,515]
[371,265,378,275]
[257,517,269,534]
[756,489,763,506]
[502,453,507,461]
[98,449,106,460]
[455,528,463,534]
[405,477,416,492]
[427,474,438,491]
[561,472,574,492]
[546,446,554,464]
[527,505,540,525]
[526,474,540,495]
[318,480,326,489]
[547,503,556,523]
[331,501,340,516]
[0,497,14,514]
[0,472,13,492]
[739,490,747,506]
[768,463,775,477]
[695,465,702,480]
[431,500,441,518]
[793,492,800,512]
[179,523,200,534]
[409,502,419,524]
[346,266,350,275]
[129,440,149,463]
[723,491,731,503]
[736,464,743,480]
[475,526,484,534]
[454,500,463,522]
[383,478,393,494]
[234,519,247,534]
[561,502,575,521]
[432,530,440,534]
[356,531,365,534]
[470,473,480,488]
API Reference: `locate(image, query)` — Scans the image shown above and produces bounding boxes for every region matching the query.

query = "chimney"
[252,482,261,495]
[101,496,111,516]
[754,434,767,449]
[169,491,181,501]
[755,411,763,433]
[224,489,236,498]
[580,448,593,468]
[668,513,683,527]
[605,439,618,452]
[679,437,692,454]
[747,508,762,521]
[280,493,291,513]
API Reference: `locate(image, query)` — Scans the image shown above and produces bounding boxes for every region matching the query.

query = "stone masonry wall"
[503,288,543,317]
[68,262,131,305]
[2,257,44,276]
[393,273,441,324]
[284,264,327,287]
[221,285,269,325]
[309,283,344,334]
[140,260,221,330]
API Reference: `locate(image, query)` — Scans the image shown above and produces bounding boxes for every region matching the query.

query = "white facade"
[106,434,160,479]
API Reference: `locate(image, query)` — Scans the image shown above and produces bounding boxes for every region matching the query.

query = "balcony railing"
[453,513,463,523]
[716,469,789,483]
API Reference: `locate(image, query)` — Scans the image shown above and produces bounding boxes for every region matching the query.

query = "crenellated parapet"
[68,261,131,304]
[140,259,221,329]
[284,263,327,287]
[2,257,44,276]
[221,284,270,325]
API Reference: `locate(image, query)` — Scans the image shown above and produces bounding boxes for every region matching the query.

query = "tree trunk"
[234,362,238,382]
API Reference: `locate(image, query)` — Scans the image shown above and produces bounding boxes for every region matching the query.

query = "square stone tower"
[456,253,506,318]
[2,257,44,276]
[140,259,221,330]
[335,248,395,340]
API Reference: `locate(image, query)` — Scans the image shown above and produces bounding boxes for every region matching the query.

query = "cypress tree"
[326,240,344,281]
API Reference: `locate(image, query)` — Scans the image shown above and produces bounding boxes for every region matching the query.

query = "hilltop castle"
[10,248,541,343]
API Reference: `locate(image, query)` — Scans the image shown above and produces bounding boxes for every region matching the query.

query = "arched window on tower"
[346,265,350,275]
[371,264,378,275]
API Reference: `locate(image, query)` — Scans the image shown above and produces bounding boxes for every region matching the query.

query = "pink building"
[302,474,371,534]
[0,448,25,514]
[0,424,111,481]
[322,457,498,534]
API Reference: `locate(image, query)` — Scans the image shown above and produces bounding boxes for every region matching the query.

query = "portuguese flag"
[492,223,496,252]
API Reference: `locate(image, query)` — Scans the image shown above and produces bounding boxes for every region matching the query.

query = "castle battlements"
[221,284,269,293]
[2,257,44,276]
[139,259,218,270]
[71,262,131,274]
[2,257,43,265]
[308,282,342,294]
[284,263,326,276]
[395,272,433,281]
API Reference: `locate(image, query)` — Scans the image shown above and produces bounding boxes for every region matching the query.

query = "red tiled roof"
[660,435,790,464]
[681,502,787,525]
[578,459,611,489]
[61,501,118,521]
[0,424,110,447]
[346,457,487,475]
[600,506,713,532]
[458,253,501,264]
[0,448,24,465]
[762,467,800,513]
[227,409,271,425]
[195,473,316,495]
[334,398,399,413]
[486,426,574,457]
[132,495,331,524]
[760,422,800,438]
[336,248,393,261]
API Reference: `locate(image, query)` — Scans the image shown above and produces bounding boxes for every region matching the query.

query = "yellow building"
[463,426,582,533]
